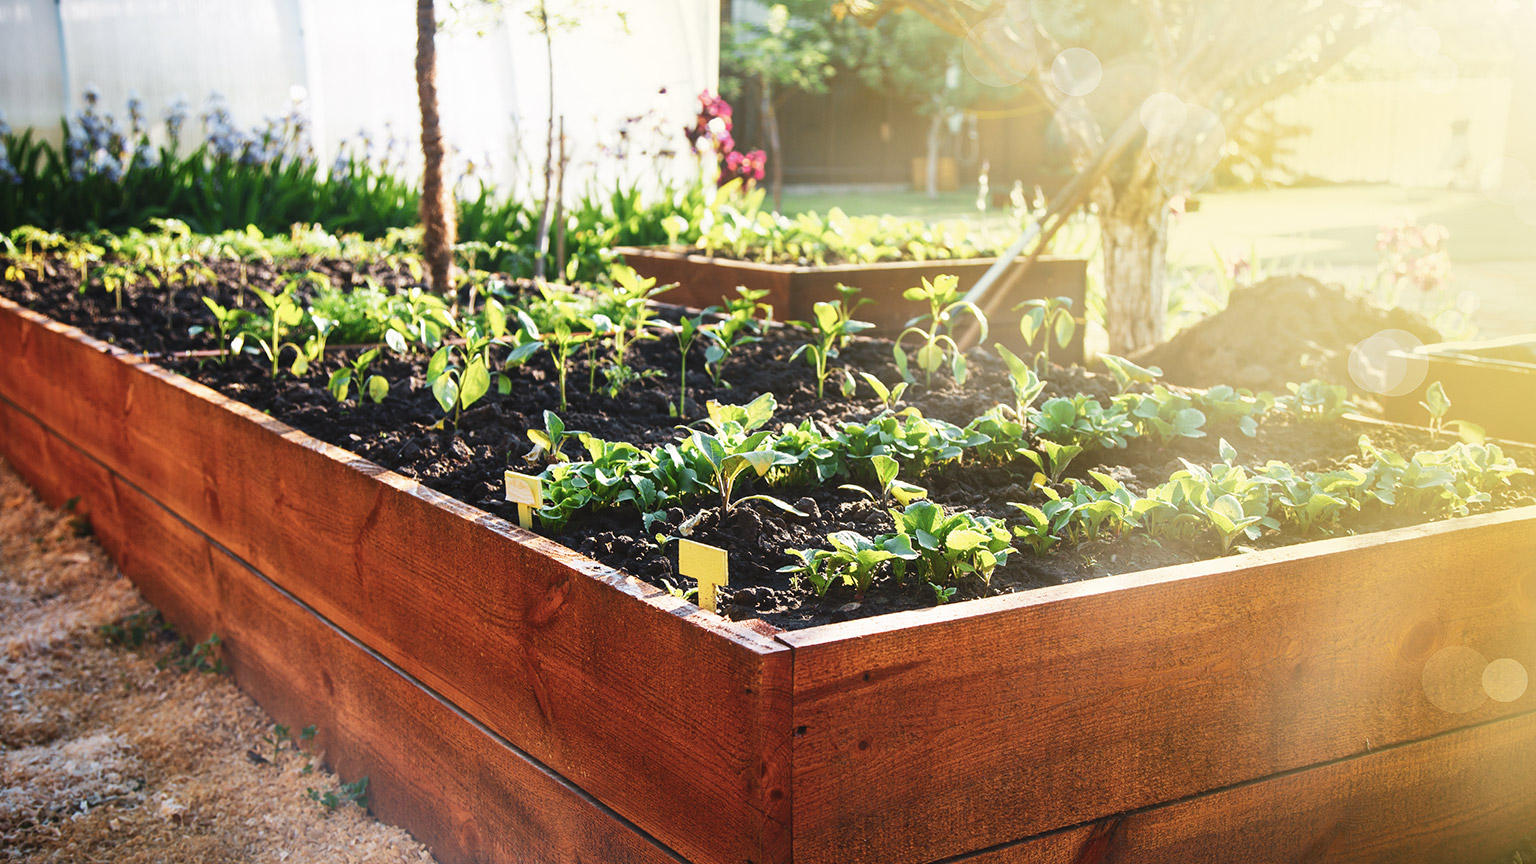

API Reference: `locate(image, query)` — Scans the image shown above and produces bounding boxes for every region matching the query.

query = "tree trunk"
[925,113,942,199]
[1099,186,1171,355]
[415,0,455,294]
[761,76,782,212]
[533,1,556,282]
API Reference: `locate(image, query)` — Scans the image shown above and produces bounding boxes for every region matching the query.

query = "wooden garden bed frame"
[1,295,1534,863]
[615,247,1090,365]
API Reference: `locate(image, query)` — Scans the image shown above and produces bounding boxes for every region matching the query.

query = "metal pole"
[55,0,73,118]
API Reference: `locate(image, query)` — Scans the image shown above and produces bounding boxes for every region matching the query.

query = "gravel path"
[0,461,439,863]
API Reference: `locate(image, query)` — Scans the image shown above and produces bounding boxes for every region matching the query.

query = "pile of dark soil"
[1134,275,1441,394]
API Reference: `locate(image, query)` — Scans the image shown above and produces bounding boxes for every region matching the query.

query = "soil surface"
[0,461,438,863]
[7,261,1535,632]
[1134,275,1443,395]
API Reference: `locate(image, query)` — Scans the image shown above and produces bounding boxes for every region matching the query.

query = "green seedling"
[671,308,718,418]
[1098,353,1163,394]
[548,319,593,412]
[192,297,251,363]
[893,274,988,388]
[246,283,313,379]
[1284,379,1352,421]
[1022,439,1085,485]
[779,530,918,596]
[790,299,870,398]
[426,344,490,425]
[840,454,928,507]
[1420,380,1486,443]
[703,286,771,387]
[1017,295,1078,371]
[327,348,389,405]
[858,372,909,409]
[995,344,1046,419]
[688,430,805,515]
[889,500,1014,586]
[526,410,583,464]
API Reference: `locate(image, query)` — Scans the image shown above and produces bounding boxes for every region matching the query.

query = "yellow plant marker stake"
[679,539,728,614]
[504,470,543,530]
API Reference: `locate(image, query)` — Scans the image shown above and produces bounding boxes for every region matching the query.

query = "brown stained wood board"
[962,710,1536,864]
[0,299,793,864]
[0,398,683,864]
[780,509,1536,864]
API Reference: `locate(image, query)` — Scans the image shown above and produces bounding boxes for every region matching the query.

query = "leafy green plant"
[547,319,594,412]
[671,308,717,418]
[687,429,805,515]
[888,500,1013,586]
[840,454,927,507]
[1419,380,1485,443]
[780,530,918,596]
[326,348,389,404]
[1017,295,1078,371]
[1282,379,1352,421]
[702,286,771,386]
[994,344,1045,419]
[1022,439,1085,485]
[790,299,871,398]
[892,274,987,388]
[193,297,251,363]
[246,281,317,379]
[526,410,582,464]
[308,776,369,812]
[1098,353,1162,394]
[858,372,909,410]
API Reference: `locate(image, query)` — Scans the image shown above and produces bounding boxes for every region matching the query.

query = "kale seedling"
[671,308,717,418]
[688,430,805,515]
[1419,380,1485,443]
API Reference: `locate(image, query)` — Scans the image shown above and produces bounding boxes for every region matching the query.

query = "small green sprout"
[1098,353,1163,394]
[892,274,988,389]
[840,454,928,507]
[790,299,871,398]
[327,348,389,405]
[1017,295,1078,372]
[858,372,909,409]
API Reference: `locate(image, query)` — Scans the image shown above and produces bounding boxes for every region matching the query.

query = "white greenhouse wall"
[0,0,718,194]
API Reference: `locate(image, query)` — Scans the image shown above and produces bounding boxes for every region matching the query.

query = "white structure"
[0,0,718,194]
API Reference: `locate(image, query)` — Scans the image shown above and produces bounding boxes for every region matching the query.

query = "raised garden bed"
[3,257,1536,862]
[615,246,1089,364]
[1382,333,1536,444]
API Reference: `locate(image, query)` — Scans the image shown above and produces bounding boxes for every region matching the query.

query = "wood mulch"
[0,460,438,863]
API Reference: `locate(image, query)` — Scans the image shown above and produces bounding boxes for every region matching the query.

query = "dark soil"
[7,261,1534,632]
[0,256,423,355]
[1134,275,1443,395]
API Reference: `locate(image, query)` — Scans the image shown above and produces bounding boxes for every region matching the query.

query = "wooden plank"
[0,299,793,864]
[967,711,1536,864]
[0,398,684,864]
[782,509,1536,864]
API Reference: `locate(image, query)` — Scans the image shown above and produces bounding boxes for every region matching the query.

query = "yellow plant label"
[678,539,729,614]
[504,471,543,530]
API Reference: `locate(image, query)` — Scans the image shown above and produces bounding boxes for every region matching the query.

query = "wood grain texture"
[782,508,1536,864]
[0,300,793,864]
[0,398,683,864]
[966,711,1536,864]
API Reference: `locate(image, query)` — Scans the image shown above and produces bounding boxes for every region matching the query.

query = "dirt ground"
[0,461,439,864]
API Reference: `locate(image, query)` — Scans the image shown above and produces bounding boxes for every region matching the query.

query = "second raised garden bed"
[2,285,1534,863]
[615,246,1090,365]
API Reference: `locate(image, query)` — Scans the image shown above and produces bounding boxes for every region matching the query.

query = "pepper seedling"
[790,299,871,399]
[1420,380,1486,444]
[893,274,988,389]
[688,430,805,515]
[327,348,389,405]
[840,454,927,507]
[1017,295,1078,372]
